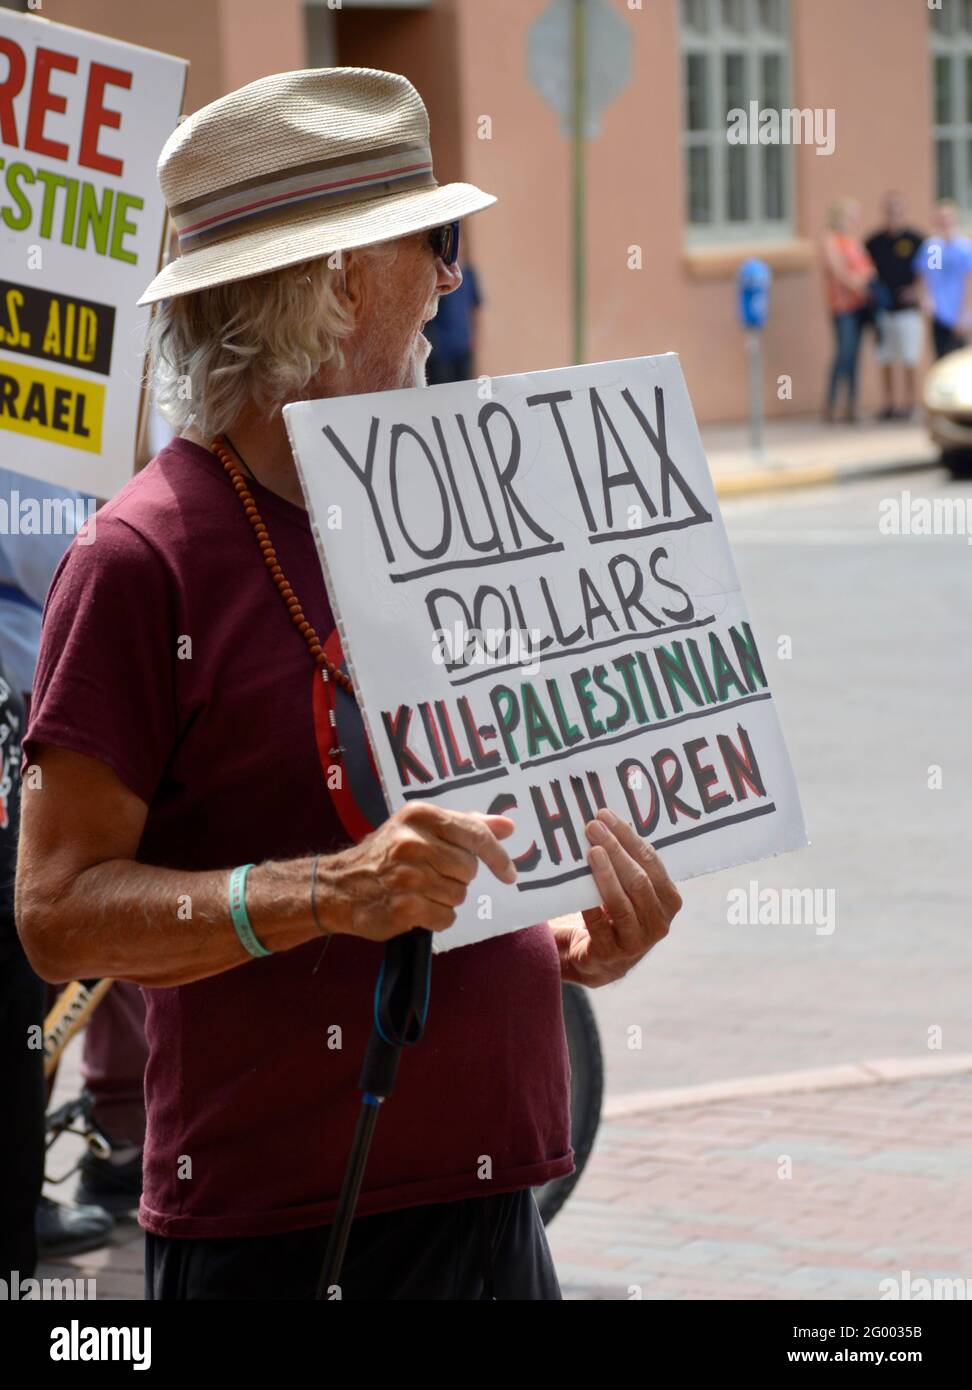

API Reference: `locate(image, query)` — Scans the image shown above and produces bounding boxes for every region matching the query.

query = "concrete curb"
[603,1052,972,1121]
[713,454,940,499]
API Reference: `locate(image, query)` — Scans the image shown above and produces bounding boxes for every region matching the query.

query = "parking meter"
[736,258,772,455]
[737,257,772,329]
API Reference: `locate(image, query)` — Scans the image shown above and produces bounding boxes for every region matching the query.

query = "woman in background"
[821,198,875,423]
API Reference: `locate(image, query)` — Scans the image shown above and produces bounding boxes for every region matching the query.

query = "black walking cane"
[316,925,433,1298]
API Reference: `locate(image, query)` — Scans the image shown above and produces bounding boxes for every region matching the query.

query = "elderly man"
[16,68,682,1301]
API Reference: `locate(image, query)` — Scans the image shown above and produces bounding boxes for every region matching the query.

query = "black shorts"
[145,1188,561,1301]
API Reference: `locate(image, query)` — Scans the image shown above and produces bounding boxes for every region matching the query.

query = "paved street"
[588,466,972,1094]
[546,464,972,1298]
[37,465,972,1301]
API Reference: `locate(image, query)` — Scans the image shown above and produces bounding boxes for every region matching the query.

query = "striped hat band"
[171,141,436,250]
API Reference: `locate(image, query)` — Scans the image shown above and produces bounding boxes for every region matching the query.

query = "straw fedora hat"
[138,67,496,306]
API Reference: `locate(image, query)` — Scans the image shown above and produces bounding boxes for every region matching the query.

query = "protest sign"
[285,354,807,952]
[0,11,186,498]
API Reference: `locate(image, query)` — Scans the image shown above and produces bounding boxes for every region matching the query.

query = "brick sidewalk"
[548,1073,972,1301]
[38,1069,972,1301]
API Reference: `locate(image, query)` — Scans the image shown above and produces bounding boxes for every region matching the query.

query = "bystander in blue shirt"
[913,234,972,327]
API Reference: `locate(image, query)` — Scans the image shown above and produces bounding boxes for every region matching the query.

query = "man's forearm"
[17,856,327,988]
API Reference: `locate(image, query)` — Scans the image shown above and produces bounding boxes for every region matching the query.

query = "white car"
[924,346,972,477]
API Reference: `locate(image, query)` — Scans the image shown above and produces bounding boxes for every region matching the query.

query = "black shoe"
[36,1196,114,1258]
[76,1143,143,1217]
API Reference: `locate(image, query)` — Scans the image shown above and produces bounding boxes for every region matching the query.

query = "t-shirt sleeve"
[22,516,179,804]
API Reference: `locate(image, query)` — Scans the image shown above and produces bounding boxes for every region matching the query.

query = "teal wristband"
[228,863,271,959]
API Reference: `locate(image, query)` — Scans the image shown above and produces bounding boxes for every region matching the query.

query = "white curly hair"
[146,242,398,440]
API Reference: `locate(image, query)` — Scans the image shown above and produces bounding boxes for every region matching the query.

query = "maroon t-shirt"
[25,437,572,1238]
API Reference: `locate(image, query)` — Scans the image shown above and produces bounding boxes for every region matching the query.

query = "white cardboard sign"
[0,11,186,498]
[285,354,807,951]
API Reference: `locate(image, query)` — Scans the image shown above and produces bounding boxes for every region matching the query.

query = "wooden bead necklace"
[209,433,356,700]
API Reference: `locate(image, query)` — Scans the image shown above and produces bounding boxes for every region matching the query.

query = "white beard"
[411,331,432,388]
[339,306,434,394]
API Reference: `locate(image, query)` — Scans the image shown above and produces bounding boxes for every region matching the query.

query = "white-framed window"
[930,0,972,210]
[680,0,793,244]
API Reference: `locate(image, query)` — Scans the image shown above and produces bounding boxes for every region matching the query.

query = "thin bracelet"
[310,853,330,937]
[228,863,272,959]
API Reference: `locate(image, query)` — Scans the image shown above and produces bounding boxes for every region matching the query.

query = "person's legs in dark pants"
[82,980,148,1146]
[145,1189,561,1301]
[844,311,864,417]
[0,944,46,1280]
[826,314,849,415]
[76,980,147,1213]
[476,1184,561,1300]
[827,311,863,420]
[933,318,966,359]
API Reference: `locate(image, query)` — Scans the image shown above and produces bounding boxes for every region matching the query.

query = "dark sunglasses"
[428,220,461,266]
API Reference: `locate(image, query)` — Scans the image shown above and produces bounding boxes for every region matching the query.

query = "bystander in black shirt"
[865,227,925,310]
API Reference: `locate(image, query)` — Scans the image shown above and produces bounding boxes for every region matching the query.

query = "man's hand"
[553,807,682,988]
[319,802,517,942]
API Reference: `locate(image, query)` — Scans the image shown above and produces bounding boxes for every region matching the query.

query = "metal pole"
[317,1096,382,1298]
[571,0,586,364]
[315,927,432,1298]
[746,327,764,457]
